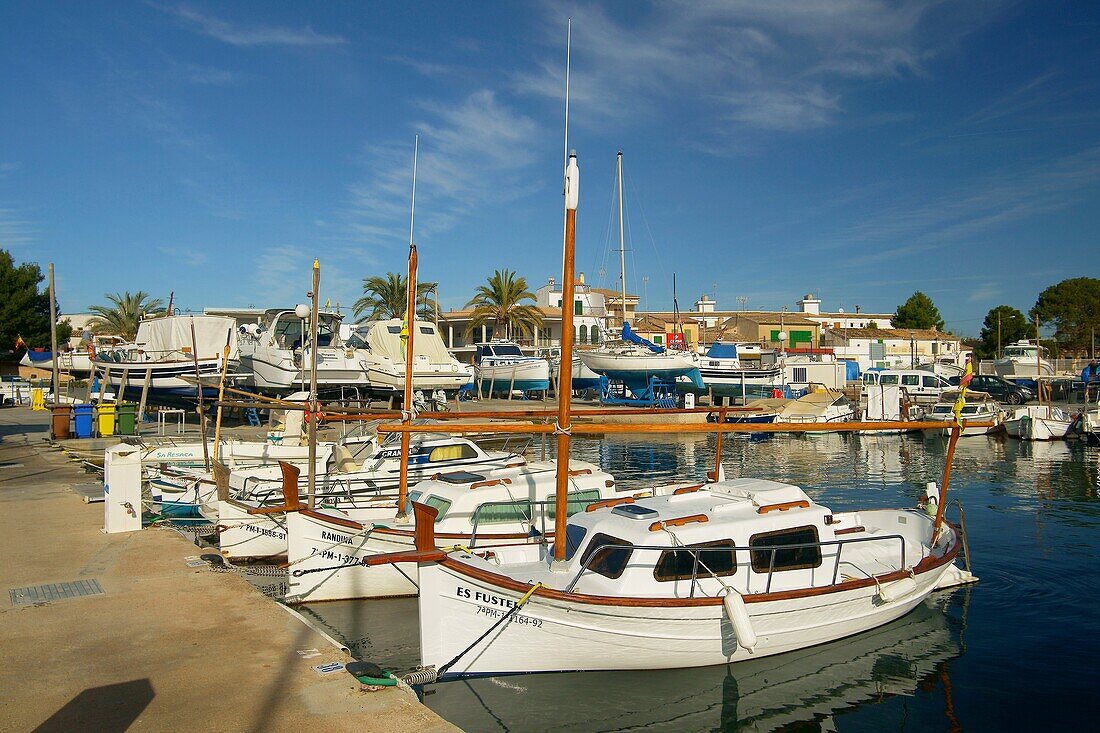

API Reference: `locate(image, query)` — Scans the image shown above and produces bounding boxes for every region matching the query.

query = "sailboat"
[576,152,703,395]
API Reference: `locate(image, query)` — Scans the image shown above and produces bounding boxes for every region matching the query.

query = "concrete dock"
[0,407,459,732]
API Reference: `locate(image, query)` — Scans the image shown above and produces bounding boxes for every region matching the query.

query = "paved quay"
[0,407,460,733]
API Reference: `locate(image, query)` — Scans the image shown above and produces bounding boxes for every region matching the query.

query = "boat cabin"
[475,341,529,362]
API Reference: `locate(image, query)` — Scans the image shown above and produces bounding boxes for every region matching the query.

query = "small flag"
[14,335,26,350]
[952,357,974,426]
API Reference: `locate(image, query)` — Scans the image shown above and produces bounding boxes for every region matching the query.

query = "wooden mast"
[306,259,320,509]
[553,151,580,563]
[47,263,59,405]
[616,151,627,326]
[396,135,419,522]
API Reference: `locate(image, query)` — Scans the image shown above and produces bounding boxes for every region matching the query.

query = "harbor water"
[298,432,1100,731]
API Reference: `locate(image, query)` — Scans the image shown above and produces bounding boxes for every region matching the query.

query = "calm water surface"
[299,432,1100,732]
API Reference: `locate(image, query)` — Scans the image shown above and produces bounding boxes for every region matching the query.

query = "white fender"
[722,589,757,652]
[877,576,918,603]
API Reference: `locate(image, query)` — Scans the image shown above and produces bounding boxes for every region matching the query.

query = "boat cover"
[365,319,455,364]
[621,321,665,353]
[134,316,239,361]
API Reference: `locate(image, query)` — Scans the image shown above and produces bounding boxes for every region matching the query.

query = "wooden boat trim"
[434,529,960,607]
[370,526,532,541]
[300,508,363,530]
[650,514,708,531]
[758,500,811,514]
[470,478,511,490]
[585,496,635,512]
[672,484,705,495]
[834,525,866,535]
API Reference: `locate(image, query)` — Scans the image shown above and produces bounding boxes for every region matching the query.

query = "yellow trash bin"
[97,402,117,437]
[31,388,45,411]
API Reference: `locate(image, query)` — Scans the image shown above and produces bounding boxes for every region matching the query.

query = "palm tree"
[465,269,543,340]
[353,273,438,321]
[88,291,165,340]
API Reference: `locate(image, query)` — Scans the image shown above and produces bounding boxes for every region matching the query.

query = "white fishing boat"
[348,318,472,397]
[237,307,372,395]
[204,433,526,560]
[382,477,973,678]
[93,315,238,406]
[284,461,622,602]
[993,340,1054,378]
[575,153,704,395]
[1003,405,1073,441]
[923,391,1004,436]
[474,341,551,395]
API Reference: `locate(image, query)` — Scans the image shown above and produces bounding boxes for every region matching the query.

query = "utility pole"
[997,311,1001,357]
[48,263,59,403]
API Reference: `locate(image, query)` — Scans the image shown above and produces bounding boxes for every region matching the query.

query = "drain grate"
[9,579,104,606]
[0,462,26,469]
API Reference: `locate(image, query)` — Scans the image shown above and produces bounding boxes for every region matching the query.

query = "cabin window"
[901,375,919,386]
[579,533,634,579]
[923,375,941,388]
[428,444,478,462]
[749,525,821,573]
[654,540,737,582]
[387,326,401,334]
[551,524,588,561]
[879,375,899,385]
[546,489,602,519]
[421,495,452,522]
[420,326,435,335]
[474,501,532,526]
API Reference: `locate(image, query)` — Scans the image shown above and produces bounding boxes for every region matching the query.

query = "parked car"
[948,374,1033,405]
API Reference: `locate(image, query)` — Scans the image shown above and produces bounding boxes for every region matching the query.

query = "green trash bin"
[116,402,138,436]
[51,404,72,440]
[97,402,116,437]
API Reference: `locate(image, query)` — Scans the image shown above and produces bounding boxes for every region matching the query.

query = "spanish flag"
[14,335,26,351]
[952,357,974,426]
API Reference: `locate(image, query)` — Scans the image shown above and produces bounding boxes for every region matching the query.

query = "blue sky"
[2,1,1098,336]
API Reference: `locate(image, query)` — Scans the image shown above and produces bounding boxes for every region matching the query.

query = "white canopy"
[135,316,239,361]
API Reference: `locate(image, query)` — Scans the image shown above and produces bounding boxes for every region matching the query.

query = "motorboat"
[778,387,855,426]
[474,340,551,395]
[347,318,472,398]
[695,342,784,399]
[1003,405,1074,441]
[540,348,602,393]
[383,477,974,678]
[237,307,372,395]
[993,340,1054,378]
[923,391,1004,436]
[284,460,623,602]
[93,315,238,406]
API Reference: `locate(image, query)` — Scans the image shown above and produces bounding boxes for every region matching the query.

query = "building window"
[575,300,583,315]
[580,325,588,344]
[590,325,599,344]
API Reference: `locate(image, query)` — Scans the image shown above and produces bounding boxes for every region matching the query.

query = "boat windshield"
[488,344,524,357]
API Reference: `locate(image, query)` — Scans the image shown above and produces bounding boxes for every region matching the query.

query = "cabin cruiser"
[923,391,1004,436]
[237,307,372,395]
[778,387,856,426]
[94,315,238,406]
[696,342,784,398]
[346,318,472,398]
[384,477,974,677]
[474,340,551,395]
[993,340,1054,378]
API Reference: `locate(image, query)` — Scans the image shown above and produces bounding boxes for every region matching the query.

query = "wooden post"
[553,152,580,563]
[116,368,129,405]
[307,259,321,509]
[48,264,59,404]
[137,367,152,424]
[212,332,233,462]
[189,319,211,471]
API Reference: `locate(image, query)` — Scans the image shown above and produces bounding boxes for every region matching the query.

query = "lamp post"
[778,306,788,356]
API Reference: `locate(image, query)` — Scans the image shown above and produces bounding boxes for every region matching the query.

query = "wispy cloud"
[0,207,37,246]
[0,162,21,176]
[156,4,346,47]
[515,1,986,141]
[343,90,541,246]
[814,144,1100,265]
[157,246,208,267]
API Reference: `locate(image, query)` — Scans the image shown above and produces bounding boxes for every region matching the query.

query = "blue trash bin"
[73,403,95,439]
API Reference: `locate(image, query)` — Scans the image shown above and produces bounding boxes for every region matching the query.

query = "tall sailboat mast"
[617,151,627,326]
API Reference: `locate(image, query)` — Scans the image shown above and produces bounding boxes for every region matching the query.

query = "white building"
[822,327,963,371]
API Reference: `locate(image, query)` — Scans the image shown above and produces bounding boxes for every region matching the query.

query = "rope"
[553,422,572,436]
[434,582,544,680]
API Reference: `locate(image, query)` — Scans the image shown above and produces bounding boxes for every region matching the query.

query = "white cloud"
[0,207,36,246]
[156,4,346,47]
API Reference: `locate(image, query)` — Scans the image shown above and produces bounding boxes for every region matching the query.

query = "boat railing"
[562,533,909,597]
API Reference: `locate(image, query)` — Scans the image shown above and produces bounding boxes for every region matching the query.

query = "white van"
[861,370,953,404]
